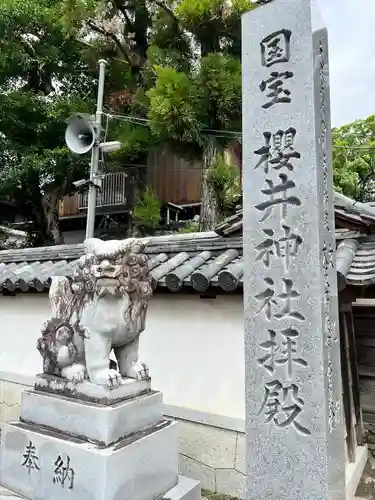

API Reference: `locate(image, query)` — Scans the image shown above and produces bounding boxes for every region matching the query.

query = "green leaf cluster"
[132,186,161,234]
[333,115,375,202]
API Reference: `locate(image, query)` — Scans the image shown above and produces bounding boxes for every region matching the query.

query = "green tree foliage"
[333,115,375,202]
[0,0,256,243]
[62,0,252,230]
[206,153,241,218]
[132,186,161,235]
[147,1,252,229]
[0,0,96,244]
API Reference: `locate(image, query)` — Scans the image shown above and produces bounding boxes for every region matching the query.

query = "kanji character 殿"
[258,380,311,435]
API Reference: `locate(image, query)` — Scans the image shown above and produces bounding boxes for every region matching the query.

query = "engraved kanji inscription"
[261,29,292,67]
[53,455,75,489]
[259,71,294,109]
[255,225,302,269]
[255,174,301,222]
[322,243,334,303]
[254,277,305,321]
[258,381,311,435]
[328,398,341,432]
[275,327,308,377]
[21,441,40,476]
[275,279,305,321]
[254,128,301,174]
[258,329,278,374]
[258,327,308,377]
[325,314,338,347]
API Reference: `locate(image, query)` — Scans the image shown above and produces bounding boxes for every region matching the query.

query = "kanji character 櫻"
[255,225,302,269]
[254,128,301,174]
[259,71,294,109]
[261,29,292,68]
[255,174,301,222]
[258,380,311,435]
[21,441,40,476]
[254,277,305,321]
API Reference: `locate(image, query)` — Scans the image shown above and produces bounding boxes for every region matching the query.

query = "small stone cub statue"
[37,238,153,387]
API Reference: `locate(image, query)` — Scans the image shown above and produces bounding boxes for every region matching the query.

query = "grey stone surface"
[179,455,216,492]
[178,420,237,469]
[215,469,245,499]
[20,389,163,446]
[242,1,345,499]
[34,374,150,405]
[0,476,200,500]
[160,475,201,500]
[234,432,246,475]
[0,418,178,500]
[0,486,24,498]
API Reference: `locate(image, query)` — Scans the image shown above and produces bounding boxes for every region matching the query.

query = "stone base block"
[0,419,178,500]
[20,389,163,446]
[161,475,200,500]
[35,374,150,405]
[0,476,200,500]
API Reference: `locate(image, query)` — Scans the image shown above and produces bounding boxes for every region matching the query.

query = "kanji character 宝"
[254,128,301,174]
[259,71,294,109]
[258,381,311,435]
[255,225,302,269]
[261,29,292,67]
[255,173,301,222]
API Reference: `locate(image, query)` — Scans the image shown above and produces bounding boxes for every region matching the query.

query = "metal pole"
[85,59,107,239]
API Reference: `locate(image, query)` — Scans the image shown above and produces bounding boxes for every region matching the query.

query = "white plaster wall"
[0,293,245,420]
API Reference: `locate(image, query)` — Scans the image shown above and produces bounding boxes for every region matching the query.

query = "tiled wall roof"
[0,230,373,293]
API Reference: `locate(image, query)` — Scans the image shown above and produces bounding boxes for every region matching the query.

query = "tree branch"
[113,0,134,31]
[86,20,133,67]
[150,0,179,23]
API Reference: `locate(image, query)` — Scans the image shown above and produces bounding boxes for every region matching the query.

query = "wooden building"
[59,144,242,219]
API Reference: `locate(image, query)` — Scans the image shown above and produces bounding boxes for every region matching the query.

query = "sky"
[317,0,375,127]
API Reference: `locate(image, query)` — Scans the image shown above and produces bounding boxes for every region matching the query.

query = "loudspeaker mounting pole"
[86,59,107,239]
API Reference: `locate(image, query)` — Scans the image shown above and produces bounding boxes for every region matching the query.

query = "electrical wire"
[104,111,375,147]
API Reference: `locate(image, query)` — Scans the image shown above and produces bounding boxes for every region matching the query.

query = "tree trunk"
[200,137,219,232]
[41,190,64,245]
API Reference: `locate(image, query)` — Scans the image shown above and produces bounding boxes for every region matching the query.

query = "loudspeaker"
[65,114,96,154]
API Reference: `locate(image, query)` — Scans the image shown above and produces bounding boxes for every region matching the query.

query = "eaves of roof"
[0,232,373,294]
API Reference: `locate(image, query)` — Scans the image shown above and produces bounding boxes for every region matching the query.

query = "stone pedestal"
[0,376,200,500]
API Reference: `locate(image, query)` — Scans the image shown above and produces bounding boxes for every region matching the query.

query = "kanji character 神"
[255,225,302,269]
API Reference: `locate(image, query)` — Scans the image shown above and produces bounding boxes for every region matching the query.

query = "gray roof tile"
[0,231,374,293]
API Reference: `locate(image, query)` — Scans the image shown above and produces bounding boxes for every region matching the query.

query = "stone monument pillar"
[0,238,200,500]
[242,1,346,499]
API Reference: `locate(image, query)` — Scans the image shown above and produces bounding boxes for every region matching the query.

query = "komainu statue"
[37,238,153,387]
